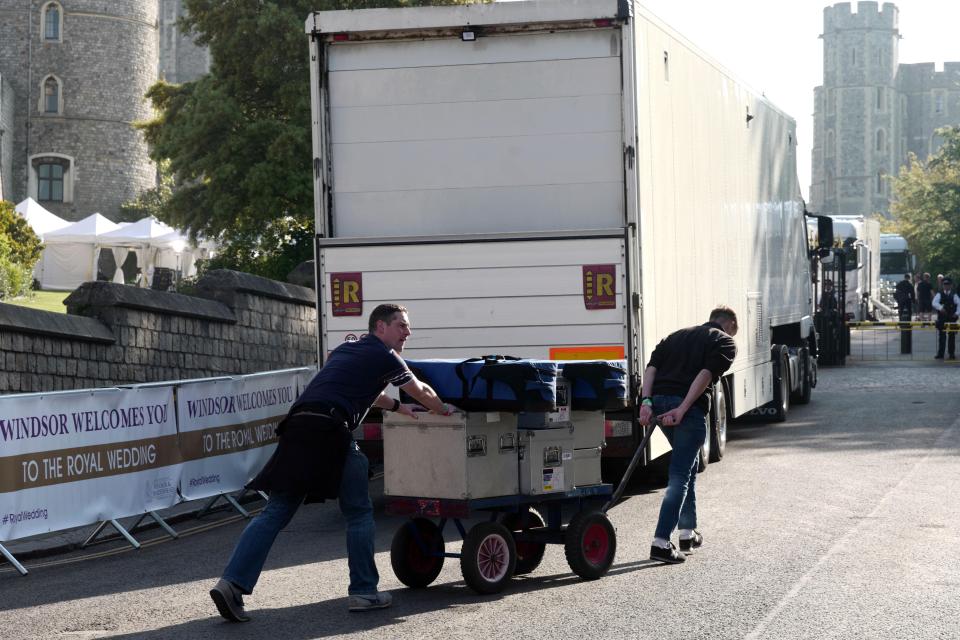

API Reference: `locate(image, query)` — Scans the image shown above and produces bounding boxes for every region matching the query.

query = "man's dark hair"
[368,304,408,333]
[709,305,738,329]
[904,273,911,280]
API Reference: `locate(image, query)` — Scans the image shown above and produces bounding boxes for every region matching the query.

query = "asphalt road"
[1,361,958,640]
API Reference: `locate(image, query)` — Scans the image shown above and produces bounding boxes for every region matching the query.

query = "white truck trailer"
[828,215,882,320]
[305,0,818,470]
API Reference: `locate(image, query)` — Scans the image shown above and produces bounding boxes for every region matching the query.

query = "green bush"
[0,200,42,300]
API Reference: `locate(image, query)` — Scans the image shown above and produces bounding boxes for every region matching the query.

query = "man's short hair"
[709,305,738,329]
[368,304,408,333]
[905,273,912,280]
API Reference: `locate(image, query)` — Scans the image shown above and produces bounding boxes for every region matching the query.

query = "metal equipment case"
[383,411,519,500]
[519,426,575,495]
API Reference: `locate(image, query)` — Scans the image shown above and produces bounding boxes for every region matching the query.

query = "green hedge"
[0,200,42,300]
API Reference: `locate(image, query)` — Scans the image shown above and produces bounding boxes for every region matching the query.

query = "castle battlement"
[823,2,898,32]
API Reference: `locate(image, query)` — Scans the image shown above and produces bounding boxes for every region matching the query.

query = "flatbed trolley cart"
[385,419,656,595]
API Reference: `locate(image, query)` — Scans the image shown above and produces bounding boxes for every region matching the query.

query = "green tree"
[0,200,41,299]
[140,0,486,281]
[891,126,960,278]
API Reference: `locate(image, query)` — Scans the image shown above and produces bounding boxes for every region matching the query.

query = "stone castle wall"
[0,73,14,201]
[0,270,317,395]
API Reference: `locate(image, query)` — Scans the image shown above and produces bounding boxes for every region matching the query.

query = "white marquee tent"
[14,198,71,237]
[40,213,121,290]
[36,215,207,290]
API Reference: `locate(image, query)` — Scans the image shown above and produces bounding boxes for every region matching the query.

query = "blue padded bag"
[559,360,629,411]
[403,356,558,412]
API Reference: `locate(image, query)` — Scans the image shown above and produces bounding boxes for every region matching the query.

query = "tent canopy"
[97,216,177,245]
[14,198,71,237]
[43,213,120,243]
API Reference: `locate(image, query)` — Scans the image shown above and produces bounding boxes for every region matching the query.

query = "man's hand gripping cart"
[383,410,658,594]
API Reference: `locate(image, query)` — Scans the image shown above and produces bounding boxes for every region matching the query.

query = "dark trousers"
[937,328,956,357]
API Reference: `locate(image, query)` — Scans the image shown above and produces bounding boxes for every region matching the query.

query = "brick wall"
[0,270,317,394]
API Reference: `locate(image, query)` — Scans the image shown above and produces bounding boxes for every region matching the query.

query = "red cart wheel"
[460,521,516,594]
[564,511,616,580]
[501,508,546,575]
[391,518,444,588]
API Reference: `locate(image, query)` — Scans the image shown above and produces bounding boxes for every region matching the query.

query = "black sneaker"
[935,354,944,360]
[210,579,250,622]
[650,542,685,564]
[679,531,703,553]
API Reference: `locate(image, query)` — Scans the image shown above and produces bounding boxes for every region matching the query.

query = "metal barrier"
[847,321,960,361]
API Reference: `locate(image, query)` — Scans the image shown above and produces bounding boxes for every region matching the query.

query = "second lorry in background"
[827,215,882,321]
[305,0,821,472]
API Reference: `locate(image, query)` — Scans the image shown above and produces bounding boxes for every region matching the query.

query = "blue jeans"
[222,441,379,595]
[652,395,707,540]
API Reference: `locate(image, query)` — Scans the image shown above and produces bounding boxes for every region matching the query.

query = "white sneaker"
[348,591,393,612]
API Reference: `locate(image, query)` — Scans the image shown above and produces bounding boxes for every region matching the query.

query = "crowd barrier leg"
[82,519,141,550]
[0,543,28,576]
[196,490,262,520]
[129,511,179,541]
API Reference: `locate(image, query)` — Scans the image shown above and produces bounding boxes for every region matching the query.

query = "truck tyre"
[501,509,546,575]
[697,417,711,472]
[391,518,445,588]
[564,511,616,580]
[791,345,813,405]
[770,346,789,422]
[460,522,516,594]
[708,384,727,462]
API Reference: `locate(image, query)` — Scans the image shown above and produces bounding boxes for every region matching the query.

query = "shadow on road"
[100,559,666,640]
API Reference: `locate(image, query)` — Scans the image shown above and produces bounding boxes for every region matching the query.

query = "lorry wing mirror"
[816,215,834,250]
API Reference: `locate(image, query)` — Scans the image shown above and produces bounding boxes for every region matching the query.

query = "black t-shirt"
[291,334,413,427]
[646,321,737,412]
[895,279,915,306]
[917,280,933,303]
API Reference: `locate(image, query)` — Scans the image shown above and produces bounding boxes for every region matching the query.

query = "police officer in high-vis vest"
[932,277,960,359]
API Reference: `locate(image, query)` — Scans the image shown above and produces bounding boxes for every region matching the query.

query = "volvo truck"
[305,0,820,471]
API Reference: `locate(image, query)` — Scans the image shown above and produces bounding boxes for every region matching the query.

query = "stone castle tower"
[811,2,960,217]
[0,0,209,221]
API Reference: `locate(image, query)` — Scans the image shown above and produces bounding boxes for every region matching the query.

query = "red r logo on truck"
[583,265,616,310]
[331,272,363,316]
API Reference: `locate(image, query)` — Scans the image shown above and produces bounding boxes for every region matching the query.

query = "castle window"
[42,2,63,42]
[935,92,944,114]
[876,171,885,195]
[40,75,62,114]
[851,48,857,66]
[876,129,885,152]
[38,163,64,202]
[29,153,74,204]
[826,129,835,155]
[876,87,883,111]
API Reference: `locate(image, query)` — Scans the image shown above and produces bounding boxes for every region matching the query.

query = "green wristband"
[641,397,653,406]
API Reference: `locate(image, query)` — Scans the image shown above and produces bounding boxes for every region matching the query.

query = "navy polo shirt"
[291,334,413,427]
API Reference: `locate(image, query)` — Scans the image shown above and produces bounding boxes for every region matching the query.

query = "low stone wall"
[0,270,317,394]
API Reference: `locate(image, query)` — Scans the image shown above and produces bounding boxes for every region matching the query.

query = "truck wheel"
[564,511,616,580]
[460,522,516,594]
[697,417,711,472]
[791,346,812,405]
[391,518,445,588]
[501,509,546,575]
[708,384,727,462]
[770,346,789,422]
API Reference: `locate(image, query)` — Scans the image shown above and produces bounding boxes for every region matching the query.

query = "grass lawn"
[3,290,70,313]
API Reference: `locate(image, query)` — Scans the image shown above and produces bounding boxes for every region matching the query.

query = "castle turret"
[811,2,900,216]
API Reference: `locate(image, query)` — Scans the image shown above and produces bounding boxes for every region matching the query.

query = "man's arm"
[658,369,713,427]
[933,293,943,311]
[638,365,657,426]
[399,377,452,415]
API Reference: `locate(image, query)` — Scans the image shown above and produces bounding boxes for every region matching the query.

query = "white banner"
[176,370,301,500]
[0,387,180,542]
